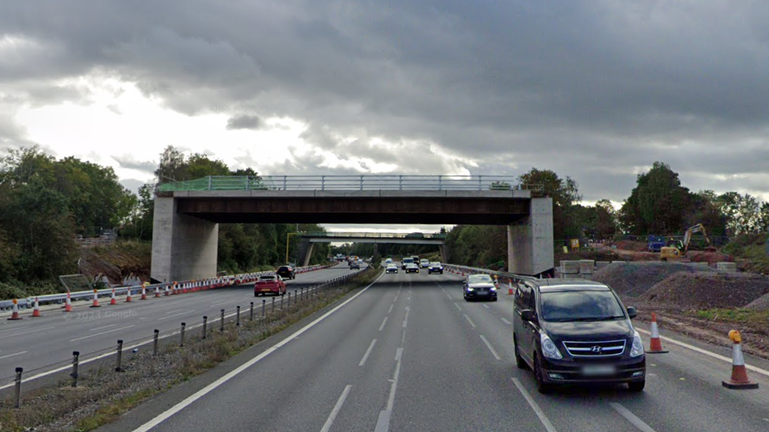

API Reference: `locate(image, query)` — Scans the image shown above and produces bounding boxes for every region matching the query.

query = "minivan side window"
[515,283,532,310]
[526,286,536,310]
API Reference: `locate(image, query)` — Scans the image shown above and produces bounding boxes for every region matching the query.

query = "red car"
[254,274,287,297]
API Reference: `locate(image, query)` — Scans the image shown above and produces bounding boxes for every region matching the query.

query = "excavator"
[660,223,715,261]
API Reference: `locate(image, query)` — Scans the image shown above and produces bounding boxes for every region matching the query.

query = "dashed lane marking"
[610,403,657,432]
[70,325,135,342]
[0,351,28,360]
[501,318,512,325]
[511,378,557,432]
[464,314,476,328]
[480,335,501,360]
[359,339,377,367]
[379,317,388,332]
[320,385,352,432]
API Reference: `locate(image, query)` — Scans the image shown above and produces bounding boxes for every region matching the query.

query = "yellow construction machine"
[660,223,715,261]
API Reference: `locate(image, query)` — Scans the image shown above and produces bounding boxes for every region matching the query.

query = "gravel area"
[593,261,717,298]
[640,272,769,310]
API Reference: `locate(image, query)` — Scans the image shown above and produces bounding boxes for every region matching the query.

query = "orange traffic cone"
[182,283,188,294]
[31,297,41,317]
[125,288,133,303]
[164,284,170,296]
[64,291,73,312]
[171,282,178,295]
[722,330,759,389]
[110,288,117,305]
[647,313,668,353]
[89,289,101,308]
[154,286,161,298]
[7,299,22,320]
[140,284,147,300]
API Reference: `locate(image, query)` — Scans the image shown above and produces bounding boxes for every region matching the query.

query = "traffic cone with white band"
[64,291,73,312]
[125,288,133,303]
[722,330,759,389]
[90,289,101,308]
[155,286,161,298]
[647,312,668,353]
[110,288,117,305]
[31,297,41,317]
[7,299,22,320]
[164,284,170,296]
[140,283,148,300]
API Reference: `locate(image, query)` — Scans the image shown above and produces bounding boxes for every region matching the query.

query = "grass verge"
[0,267,381,432]
[690,308,769,326]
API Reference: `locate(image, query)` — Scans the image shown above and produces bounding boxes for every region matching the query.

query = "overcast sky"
[2,0,768,216]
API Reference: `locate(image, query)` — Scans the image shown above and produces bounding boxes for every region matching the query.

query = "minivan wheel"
[628,380,645,392]
[533,355,553,394]
[514,337,526,370]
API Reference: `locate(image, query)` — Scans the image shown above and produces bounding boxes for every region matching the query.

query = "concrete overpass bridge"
[296,232,448,266]
[151,175,553,282]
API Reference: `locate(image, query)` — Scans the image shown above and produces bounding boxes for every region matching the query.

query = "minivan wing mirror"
[626,306,637,319]
[521,309,537,322]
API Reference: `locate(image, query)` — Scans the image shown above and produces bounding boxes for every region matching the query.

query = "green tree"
[594,199,618,239]
[620,162,690,235]
[718,192,764,235]
[518,168,582,239]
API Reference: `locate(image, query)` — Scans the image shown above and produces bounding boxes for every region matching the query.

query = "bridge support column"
[301,242,315,267]
[507,197,554,276]
[151,197,219,283]
[439,245,448,263]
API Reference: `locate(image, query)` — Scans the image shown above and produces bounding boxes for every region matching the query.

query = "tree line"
[0,146,329,291]
[446,162,769,269]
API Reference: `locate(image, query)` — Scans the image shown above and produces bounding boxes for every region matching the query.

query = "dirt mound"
[615,240,647,252]
[746,292,769,311]
[687,251,734,265]
[77,241,151,285]
[592,261,716,297]
[641,272,769,310]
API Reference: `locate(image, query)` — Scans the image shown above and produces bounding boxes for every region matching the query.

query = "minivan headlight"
[630,331,644,357]
[540,334,563,360]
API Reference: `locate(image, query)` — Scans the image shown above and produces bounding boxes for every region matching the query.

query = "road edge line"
[511,378,557,432]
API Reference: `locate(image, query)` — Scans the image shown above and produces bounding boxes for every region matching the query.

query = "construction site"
[557,231,769,360]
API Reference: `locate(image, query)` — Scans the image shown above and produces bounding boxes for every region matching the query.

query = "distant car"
[276,265,295,280]
[254,274,286,297]
[405,263,420,273]
[386,264,398,274]
[420,258,430,268]
[401,257,415,270]
[385,258,393,264]
[350,261,360,270]
[428,262,443,274]
[463,274,498,301]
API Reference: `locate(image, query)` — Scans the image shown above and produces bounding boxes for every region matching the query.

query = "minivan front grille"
[562,340,626,357]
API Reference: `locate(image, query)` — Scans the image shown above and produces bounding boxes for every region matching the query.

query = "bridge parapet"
[158,175,542,193]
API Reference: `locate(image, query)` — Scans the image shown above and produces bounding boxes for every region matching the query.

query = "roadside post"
[71,351,79,387]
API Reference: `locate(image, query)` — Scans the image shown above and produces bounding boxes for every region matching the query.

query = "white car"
[428,262,443,274]
[386,264,398,274]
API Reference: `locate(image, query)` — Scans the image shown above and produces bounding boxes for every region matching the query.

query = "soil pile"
[745,292,769,311]
[615,240,647,252]
[641,272,769,310]
[592,261,716,297]
[687,251,734,265]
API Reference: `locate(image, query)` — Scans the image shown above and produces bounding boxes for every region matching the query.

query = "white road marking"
[480,335,501,360]
[359,339,377,367]
[402,306,410,328]
[482,304,490,309]
[637,328,769,377]
[320,385,352,432]
[388,304,394,314]
[511,378,557,432]
[0,351,27,360]
[501,318,512,325]
[464,314,476,328]
[610,403,657,432]
[158,311,194,321]
[163,309,184,315]
[454,303,462,312]
[70,325,135,342]
[379,317,388,332]
[395,347,403,362]
[90,324,117,331]
[0,326,58,341]
[130,272,384,432]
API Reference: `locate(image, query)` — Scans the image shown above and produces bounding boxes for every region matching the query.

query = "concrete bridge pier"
[300,242,315,267]
[439,245,448,263]
[507,197,554,277]
[151,197,219,283]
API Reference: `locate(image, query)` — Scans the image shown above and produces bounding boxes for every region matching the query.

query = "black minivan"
[512,279,645,393]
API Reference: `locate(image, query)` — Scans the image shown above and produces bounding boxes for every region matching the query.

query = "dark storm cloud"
[226,114,262,131]
[2,1,769,201]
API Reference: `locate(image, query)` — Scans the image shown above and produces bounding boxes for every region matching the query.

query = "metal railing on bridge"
[300,232,447,240]
[157,175,542,193]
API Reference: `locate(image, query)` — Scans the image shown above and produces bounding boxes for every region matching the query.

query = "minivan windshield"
[540,290,626,322]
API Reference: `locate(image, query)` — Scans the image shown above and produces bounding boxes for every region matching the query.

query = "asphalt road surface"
[0,263,363,388]
[99,269,769,432]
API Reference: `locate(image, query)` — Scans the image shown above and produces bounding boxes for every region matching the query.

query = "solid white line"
[511,378,557,432]
[480,335,501,361]
[610,403,657,432]
[359,339,377,367]
[69,325,135,342]
[637,328,769,377]
[464,314,476,328]
[379,317,388,332]
[90,324,117,331]
[0,351,27,360]
[320,385,352,432]
[501,318,512,325]
[130,272,384,432]
[158,311,194,321]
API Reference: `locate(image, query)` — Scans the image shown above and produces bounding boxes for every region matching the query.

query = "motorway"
[0,263,362,387]
[96,269,769,432]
